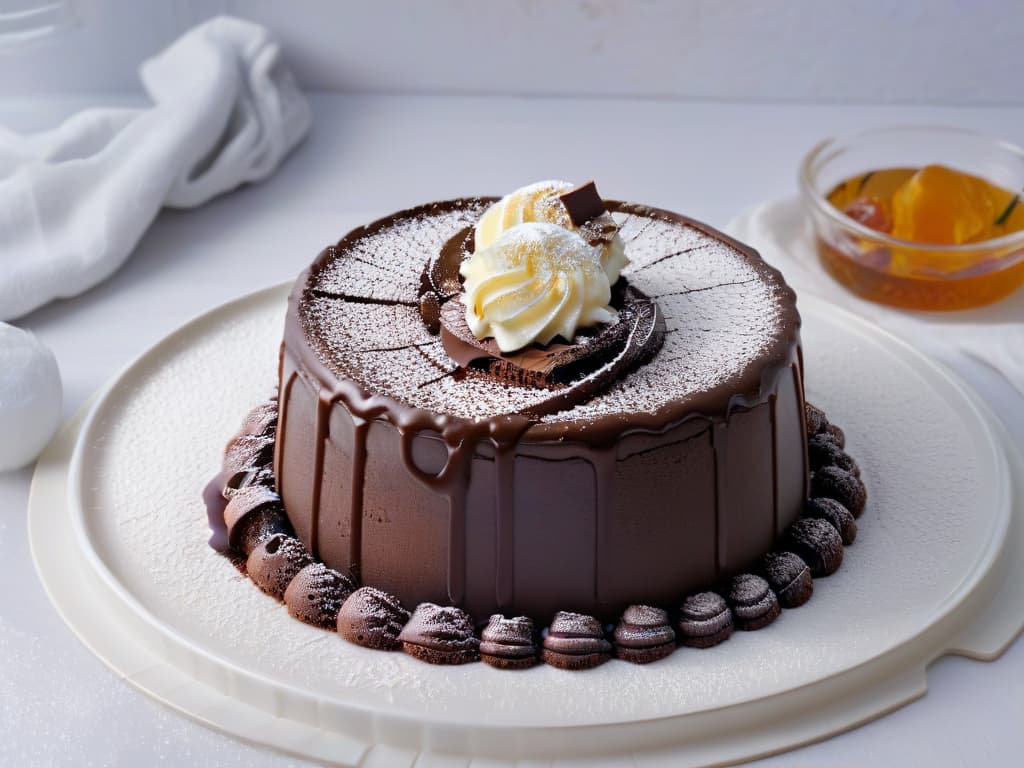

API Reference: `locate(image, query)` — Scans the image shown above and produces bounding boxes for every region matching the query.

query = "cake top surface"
[294,197,798,435]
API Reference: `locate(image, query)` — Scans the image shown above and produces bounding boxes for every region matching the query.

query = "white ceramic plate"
[30,283,1024,767]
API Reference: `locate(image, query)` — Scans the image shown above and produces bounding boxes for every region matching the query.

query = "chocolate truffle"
[805,496,858,545]
[246,534,313,600]
[235,506,292,557]
[727,574,780,631]
[811,466,867,518]
[399,603,480,665]
[784,518,844,577]
[824,422,846,448]
[613,605,675,664]
[222,433,275,474]
[761,551,813,609]
[222,465,275,499]
[805,402,827,437]
[807,433,860,476]
[241,399,278,437]
[676,592,733,649]
[480,615,538,670]
[542,611,612,670]
[284,562,357,628]
[337,586,409,651]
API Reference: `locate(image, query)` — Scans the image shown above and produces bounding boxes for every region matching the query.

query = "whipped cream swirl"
[460,222,617,352]
[475,180,628,284]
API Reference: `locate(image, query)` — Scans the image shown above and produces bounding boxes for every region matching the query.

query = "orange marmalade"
[821,165,1024,310]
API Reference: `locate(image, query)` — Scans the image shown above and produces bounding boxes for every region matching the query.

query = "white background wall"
[0,0,1020,104]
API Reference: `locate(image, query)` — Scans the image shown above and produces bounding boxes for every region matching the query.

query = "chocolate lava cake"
[271,182,808,623]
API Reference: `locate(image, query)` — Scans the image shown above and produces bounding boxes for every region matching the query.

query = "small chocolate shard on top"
[559,180,608,226]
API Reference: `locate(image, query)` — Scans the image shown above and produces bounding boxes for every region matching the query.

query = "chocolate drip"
[273,369,297,500]
[770,392,780,540]
[494,445,516,608]
[309,393,330,558]
[348,418,368,577]
[712,421,726,576]
[591,447,617,603]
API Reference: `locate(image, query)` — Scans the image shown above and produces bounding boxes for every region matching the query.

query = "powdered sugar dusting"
[315,201,488,301]
[302,202,790,423]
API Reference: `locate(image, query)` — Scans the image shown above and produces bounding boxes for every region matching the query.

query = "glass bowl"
[799,125,1024,310]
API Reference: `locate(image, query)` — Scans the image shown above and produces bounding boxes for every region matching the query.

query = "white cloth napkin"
[0,16,312,321]
[728,198,1024,397]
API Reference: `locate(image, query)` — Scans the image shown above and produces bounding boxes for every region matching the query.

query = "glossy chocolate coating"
[275,198,808,623]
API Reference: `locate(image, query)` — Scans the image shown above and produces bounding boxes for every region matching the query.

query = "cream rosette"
[475,180,628,284]
[460,222,618,352]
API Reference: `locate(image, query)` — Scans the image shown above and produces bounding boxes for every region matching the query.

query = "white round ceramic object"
[0,322,62,471]
[29,283,1024,767]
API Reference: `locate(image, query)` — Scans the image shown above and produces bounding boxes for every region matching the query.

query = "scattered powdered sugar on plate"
[302,201,790,424]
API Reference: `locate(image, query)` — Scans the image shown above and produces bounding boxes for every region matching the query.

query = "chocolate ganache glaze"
[276,197,807,623]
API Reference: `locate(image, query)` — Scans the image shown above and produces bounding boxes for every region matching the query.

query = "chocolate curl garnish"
[559,180,608,226]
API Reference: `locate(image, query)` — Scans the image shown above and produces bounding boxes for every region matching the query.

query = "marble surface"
[1,93,1023,766]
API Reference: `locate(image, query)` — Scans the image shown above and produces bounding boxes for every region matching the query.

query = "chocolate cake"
[272,182,808,623]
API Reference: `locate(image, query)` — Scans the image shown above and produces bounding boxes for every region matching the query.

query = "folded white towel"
[728,198,1024,397]
[0,16,312,321]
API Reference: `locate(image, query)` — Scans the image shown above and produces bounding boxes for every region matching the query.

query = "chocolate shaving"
[438,286,665,403]
[558,180,608,226]
[418,291,442,335]
[426,226,473,300]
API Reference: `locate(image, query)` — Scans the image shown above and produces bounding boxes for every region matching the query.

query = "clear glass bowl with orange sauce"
[799,126,1024,310]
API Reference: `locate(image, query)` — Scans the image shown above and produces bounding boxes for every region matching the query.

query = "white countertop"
[2,93,1022,767]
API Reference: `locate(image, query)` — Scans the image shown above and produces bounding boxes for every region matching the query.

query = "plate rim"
[48,280,1023,761]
